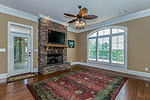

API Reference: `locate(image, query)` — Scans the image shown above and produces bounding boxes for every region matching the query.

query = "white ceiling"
[0,0,150,29]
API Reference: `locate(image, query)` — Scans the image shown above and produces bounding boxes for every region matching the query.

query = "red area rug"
[27,69,127,100]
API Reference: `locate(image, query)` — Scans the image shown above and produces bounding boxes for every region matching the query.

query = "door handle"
[28,52,31,57]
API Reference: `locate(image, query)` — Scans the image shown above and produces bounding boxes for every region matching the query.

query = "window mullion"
[96,33,98,61]
[124,33,126,66]
[109,28,112,63]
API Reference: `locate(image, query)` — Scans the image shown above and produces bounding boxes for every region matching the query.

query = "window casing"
[87,26,127,67]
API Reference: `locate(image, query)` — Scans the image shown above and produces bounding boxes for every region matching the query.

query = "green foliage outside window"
[89,39,96,59]
[98,42,109,60]
[89,42,124,63]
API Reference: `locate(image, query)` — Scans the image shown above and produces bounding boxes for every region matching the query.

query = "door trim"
[8,21,34,77]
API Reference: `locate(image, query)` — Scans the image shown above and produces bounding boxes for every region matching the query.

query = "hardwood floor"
[0,66,150,100]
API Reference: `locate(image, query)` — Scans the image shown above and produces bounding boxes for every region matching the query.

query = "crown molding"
[77,8,150,33]
[67,27,80,33]
[0,4,38,22]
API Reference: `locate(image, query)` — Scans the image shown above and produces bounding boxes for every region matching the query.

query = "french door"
[10,33,31,76]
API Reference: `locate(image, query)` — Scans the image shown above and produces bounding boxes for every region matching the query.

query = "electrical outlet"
[70,60,72,62]
[81,59,83,62]
[0,48,6,52]
[145,67,149,71]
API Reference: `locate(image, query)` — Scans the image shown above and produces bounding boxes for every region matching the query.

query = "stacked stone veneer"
[38,18,70,75]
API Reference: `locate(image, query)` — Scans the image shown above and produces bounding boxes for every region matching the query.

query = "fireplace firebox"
[47,54,63,64]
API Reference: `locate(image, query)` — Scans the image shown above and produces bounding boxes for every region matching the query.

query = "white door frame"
[8,21,33,77]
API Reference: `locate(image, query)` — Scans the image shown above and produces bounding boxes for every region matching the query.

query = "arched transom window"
[88,26,127,67]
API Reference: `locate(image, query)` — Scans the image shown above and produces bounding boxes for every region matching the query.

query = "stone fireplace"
[38,18,71,75]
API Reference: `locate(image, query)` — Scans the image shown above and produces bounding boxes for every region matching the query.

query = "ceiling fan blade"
[79,7,88,16]
[68,19,78,23]
[83,15,98,20]
[64,13,77,17]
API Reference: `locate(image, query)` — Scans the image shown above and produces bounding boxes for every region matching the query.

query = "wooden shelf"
[45,44,68,51]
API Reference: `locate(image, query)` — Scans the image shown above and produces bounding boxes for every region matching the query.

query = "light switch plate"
[145,67,149,71]
[34,49,38,52]
[0,48,6,52]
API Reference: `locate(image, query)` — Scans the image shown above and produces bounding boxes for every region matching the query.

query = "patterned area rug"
[27,69,127,100]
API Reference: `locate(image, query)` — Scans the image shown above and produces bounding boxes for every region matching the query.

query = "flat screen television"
[48,30,65,44]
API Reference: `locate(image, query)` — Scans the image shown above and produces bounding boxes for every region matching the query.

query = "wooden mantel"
[45,44,68,51]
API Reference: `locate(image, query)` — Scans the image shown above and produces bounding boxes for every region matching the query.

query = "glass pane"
[118,35,124,43]
[112,29,125,34]
[118,56,124,64]
[104,29,110,35]
[14,37,28,70]
[89,32,97,37]
[11,25,31,34]
[112,35,124,64]
[98,37,109,62]
[98,30,103,36]
[89,39,96,60]
[118,43,124,49]
[112,36,117,43]
[112,29,118,34]
[112,44,117,50]
[98,29,110,36]
[118,29,125,33]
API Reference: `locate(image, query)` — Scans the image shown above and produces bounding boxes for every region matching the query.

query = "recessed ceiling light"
[124,10,127,12]
[118,10,127,14]
[118,12,121,14]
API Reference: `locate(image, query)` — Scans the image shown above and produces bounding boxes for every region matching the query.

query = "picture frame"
[68,40,75,48]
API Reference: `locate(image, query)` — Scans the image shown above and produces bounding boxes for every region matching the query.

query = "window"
[88,26,127,67]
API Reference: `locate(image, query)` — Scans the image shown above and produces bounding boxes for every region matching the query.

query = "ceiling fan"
[64,6,98,29]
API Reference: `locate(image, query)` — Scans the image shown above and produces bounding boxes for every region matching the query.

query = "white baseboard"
[71,62,150,78]
[71,62,82,65]
[0,73,8,80]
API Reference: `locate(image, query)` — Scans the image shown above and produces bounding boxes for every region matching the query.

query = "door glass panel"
[14,37,28,70]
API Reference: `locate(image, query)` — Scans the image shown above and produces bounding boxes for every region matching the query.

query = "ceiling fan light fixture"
[76,20,85,29]
[64,6,97,29]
